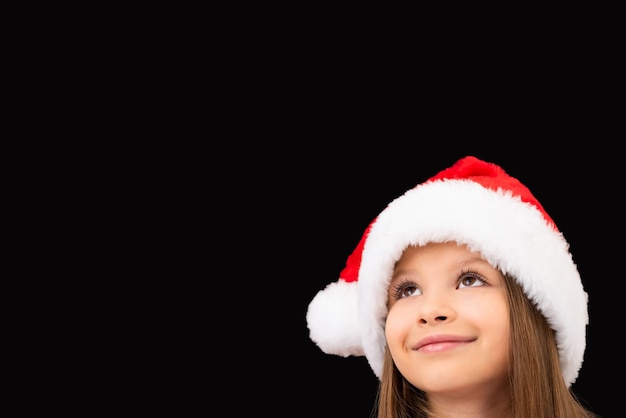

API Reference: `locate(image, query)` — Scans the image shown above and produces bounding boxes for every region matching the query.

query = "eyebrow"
[457,255,492,268]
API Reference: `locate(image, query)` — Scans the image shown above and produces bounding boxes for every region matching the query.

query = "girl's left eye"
[458,271,487,288]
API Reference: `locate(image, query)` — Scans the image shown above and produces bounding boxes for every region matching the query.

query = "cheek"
[384,305,413,352]
[461,295,510,340]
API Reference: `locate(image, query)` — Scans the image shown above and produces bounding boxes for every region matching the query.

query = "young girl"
[306,156,598,418]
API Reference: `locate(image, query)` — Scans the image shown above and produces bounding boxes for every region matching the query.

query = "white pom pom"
[306,280,364,357]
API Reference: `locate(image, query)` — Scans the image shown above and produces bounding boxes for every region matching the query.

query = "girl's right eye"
[391,281,421,300]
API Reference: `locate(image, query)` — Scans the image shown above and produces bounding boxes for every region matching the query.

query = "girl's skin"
[386,241,512,417]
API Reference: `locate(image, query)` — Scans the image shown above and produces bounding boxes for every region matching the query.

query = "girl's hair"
[375,274,599,418]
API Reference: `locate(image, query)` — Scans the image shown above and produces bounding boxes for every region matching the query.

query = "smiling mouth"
[413,335,476,353]
[416,340,474,353]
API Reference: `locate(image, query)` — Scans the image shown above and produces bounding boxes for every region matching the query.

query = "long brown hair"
[375,274,599,418]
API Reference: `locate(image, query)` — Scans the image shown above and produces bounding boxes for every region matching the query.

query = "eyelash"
[390,269,489,300]
[459,269,489,287]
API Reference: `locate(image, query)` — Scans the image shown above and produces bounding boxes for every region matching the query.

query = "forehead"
[392,242,503,280]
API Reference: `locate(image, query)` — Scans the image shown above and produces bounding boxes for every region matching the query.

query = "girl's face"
[385,241,510,397]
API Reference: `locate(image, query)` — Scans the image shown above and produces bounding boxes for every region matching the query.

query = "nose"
[418,315,448,324]
[416,293,455,325]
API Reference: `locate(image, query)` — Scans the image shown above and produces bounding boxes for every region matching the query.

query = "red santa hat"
[306,156,588,387]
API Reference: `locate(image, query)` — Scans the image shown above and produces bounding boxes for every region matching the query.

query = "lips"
[413,334,476,351]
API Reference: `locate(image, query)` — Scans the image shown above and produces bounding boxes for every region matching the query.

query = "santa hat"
[306,156,588,387]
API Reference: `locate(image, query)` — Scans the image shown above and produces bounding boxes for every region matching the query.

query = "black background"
[81,24,623,417]
[251,142,618,417]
